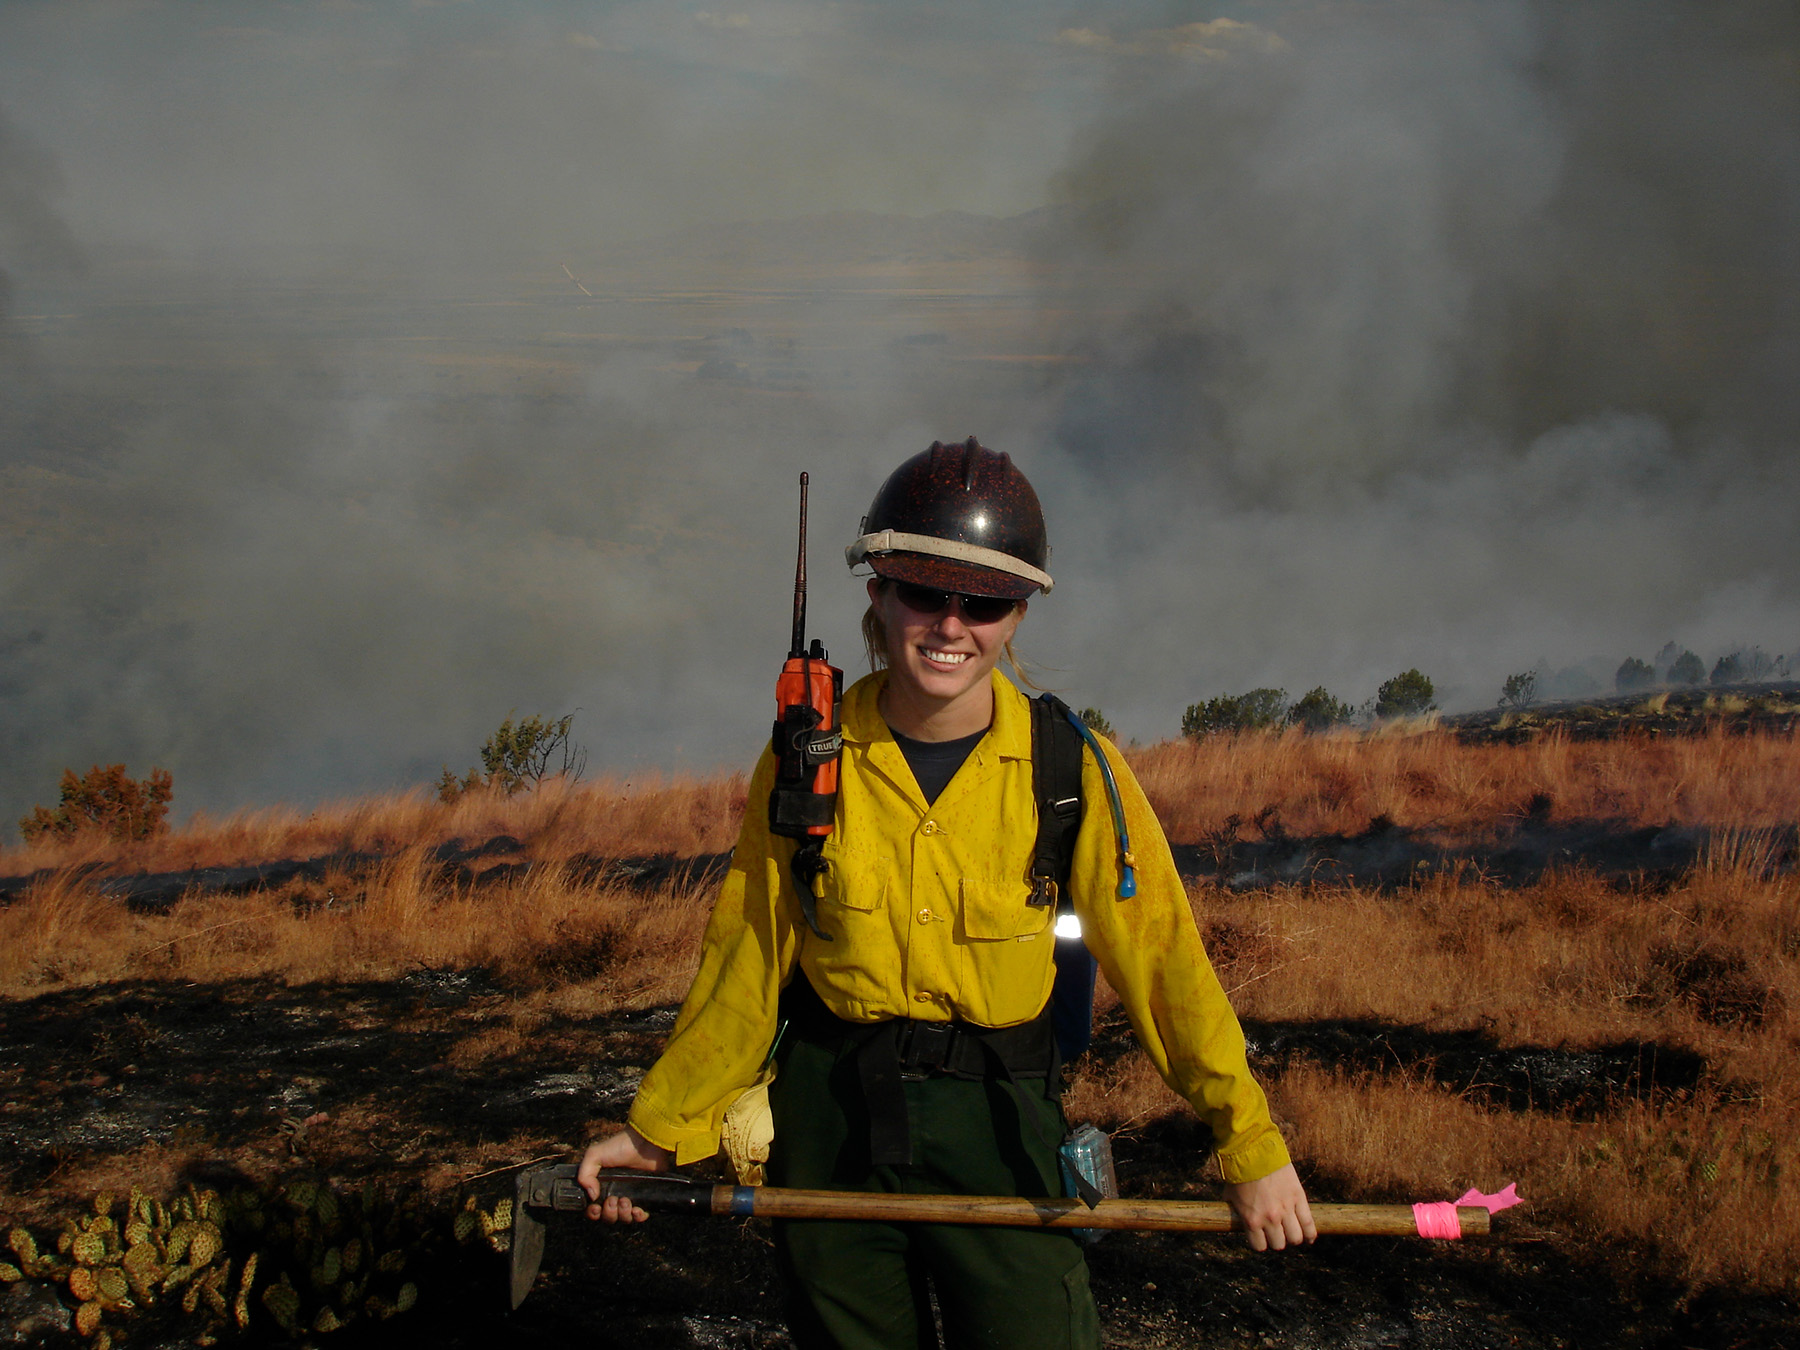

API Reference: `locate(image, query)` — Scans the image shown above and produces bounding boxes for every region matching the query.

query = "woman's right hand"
[577,1126,674,1223]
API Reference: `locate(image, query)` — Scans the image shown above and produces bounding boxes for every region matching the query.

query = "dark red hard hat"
[845,437,1052,600]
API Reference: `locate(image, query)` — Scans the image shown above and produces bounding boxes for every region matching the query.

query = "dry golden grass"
[0,853,711,1012]
[1273,1067,1799,1292]
[1060,853,1800,1291]
[1132,724,1800,840]
[0,771,747,879]
[5,728,1799,1290]
[8,725,1795,883]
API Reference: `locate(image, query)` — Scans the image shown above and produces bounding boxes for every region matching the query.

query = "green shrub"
[1615,658,1654,693]
[1667,649,1705,685]
[1374,670,1436,719]
[439,713,584,803]
[1499,671,1540,709]
[1710,647,1776,685]
[19,765,173,844]
[1285,687,1353,731]
[1181,689,1288,738]
[1076,708,1115,740]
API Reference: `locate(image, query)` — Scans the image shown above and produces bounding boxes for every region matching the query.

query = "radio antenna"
[789,473,809,660]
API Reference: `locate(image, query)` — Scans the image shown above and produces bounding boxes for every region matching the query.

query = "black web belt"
[779,975,1059,1169]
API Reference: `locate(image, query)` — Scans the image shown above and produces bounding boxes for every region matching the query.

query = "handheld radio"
[767,472,843,939]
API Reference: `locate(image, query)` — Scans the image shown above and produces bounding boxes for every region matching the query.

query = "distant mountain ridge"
[606,205,1066,267]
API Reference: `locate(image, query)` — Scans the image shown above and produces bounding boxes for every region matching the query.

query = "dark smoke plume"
[2,6,1798,825]
[1020,1,1800,732]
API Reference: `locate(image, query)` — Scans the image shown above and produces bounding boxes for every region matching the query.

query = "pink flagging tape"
[1412,1202,1462,1239]
[1455,1183,1522,1214]
[1414,1182,1522,1238]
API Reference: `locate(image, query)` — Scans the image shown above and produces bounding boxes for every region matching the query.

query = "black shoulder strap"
[1029,693,1086,907]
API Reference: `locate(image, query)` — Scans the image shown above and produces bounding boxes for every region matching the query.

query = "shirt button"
[921,821,939,835]
[916,908,932,925]
[914,992,933,1003]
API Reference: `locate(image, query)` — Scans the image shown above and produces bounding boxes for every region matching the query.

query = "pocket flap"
[818,843,880,913]
[959,876,1051,940]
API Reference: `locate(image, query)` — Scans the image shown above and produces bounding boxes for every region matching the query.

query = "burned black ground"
[2,977,1795,1348]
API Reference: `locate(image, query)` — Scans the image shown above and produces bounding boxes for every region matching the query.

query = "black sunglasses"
[891,582,1019,625]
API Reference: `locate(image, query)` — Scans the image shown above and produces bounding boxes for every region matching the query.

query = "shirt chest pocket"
[957,876,1052,941]
[818,842,886,915]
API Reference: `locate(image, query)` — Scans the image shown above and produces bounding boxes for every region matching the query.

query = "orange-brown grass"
[7,727,1795,880]
[1132,724,1800,841]
[1273,1067,1799,1292]
[0,772,747,878]
[0,853,713,1012]
[6,729,1800,1290]
[1059,853,1800,1290]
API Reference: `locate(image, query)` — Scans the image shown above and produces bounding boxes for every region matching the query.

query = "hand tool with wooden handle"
[510,1165,1494,1308]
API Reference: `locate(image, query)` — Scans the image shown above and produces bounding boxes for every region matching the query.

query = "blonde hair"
[860,583,1043,691]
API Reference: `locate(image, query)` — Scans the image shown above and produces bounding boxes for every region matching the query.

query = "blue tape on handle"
[729,1187,756,1217]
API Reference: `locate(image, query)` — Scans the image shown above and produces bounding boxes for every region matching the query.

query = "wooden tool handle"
[709,1186,1490,1237]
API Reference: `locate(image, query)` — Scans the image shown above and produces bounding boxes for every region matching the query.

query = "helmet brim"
[867,551,1041,601]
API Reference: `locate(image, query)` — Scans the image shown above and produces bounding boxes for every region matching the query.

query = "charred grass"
[3,729,1800,1340]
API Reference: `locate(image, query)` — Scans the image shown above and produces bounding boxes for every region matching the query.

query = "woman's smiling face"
[868,577,1025,716]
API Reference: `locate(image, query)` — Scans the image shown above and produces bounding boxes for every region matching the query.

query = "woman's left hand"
[1221,1162,1317,1251]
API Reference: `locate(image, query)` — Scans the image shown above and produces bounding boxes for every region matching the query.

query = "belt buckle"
[897,1020,955,1079]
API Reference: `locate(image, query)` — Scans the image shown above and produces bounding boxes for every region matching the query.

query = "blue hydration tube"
[1061,708,1137,899]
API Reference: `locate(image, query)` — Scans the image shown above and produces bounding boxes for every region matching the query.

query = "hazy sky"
[0,0,1131,255]
[3,1,1797,827]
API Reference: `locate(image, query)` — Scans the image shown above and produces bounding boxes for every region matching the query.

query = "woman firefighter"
[580,438,1314,1349]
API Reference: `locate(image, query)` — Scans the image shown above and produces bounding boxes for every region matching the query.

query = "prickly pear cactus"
[2,1171,461,1342]
[458,1193,517,1255]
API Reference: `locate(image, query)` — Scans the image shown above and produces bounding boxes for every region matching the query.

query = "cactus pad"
[376,1248,406,1274]
[69,1266,99,1302]
[237,1250,259,1297]
[7,1228,37,1264]
[165,1220,196,1264]
[395,1281,418,1313]
[341,1236,363,1273]
[187,1221,224,1268]
[75,1299,103,1336]
[72,1233,106,1267]
[452,1210,478,1242]
[262,1276,301,1332]
[197,1190,226,1225]
[0,1262,22,1283]
[95,1267,129,1304]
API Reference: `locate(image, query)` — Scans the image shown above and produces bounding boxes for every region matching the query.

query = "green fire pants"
[766,1033,1100,1350]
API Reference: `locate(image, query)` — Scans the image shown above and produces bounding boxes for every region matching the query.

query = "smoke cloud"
[1021,1,1800,732]
[1,2,1797,826]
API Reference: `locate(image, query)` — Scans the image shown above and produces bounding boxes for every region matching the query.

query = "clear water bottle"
[1057,1123,1119,1245]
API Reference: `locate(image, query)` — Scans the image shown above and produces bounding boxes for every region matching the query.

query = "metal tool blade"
[507,1164,720,1308]
[509,1167,550,1310]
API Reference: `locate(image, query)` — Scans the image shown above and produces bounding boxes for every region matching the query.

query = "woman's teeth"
[922,648,970,668]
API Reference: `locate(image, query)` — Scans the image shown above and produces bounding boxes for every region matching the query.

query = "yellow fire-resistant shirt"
[627,669,1292,1185]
